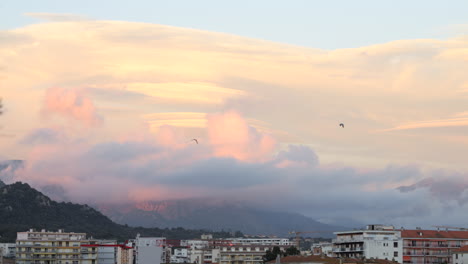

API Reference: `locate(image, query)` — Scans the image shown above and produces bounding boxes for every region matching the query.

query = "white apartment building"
[453,246,468,264]
[95,241,117,264]
[190,248,220,264]
[333,225,403,263]
[170,248,189,263]
[0,243,15,258]
[181,240,210,250]
[15,229,98,264]
[134,236,166,264]
[226,238,291,246]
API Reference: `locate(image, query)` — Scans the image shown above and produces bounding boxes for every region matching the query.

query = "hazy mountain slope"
[98,200,340,237]
[0,182,238,242]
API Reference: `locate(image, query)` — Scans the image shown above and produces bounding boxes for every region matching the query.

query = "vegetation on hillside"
[0,181,240,242]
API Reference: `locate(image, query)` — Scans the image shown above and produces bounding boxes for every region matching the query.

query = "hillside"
[98,200,340,237]
[0,181,237,242]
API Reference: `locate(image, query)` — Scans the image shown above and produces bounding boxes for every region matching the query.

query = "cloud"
[42,87,103,126]
[20,128,64,145]
[3,16,468,227]
[207,111,276,162]
[24,13,90,22]
[380,117,468,132]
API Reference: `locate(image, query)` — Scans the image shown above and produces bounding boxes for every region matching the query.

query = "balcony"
[334,247,364,252]
[333,238,364,244]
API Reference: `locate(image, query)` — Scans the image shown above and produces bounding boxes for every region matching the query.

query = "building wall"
[333,228,402,262]
[135,237,165,264]
[453,252,468,264]
[15,230,97,264]
[0,244,16,258]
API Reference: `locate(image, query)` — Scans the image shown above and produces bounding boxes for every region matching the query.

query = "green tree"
[263,246,282,262]
[285,246,300,256]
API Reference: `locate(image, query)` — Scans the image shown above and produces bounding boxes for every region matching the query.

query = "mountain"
[97,200,341,237]
[0,182,237,242]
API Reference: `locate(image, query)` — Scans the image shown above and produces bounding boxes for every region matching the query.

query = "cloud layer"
[1,17,468,227]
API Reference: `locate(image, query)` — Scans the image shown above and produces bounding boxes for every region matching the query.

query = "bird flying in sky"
[191,138,198,144]
[339,123,344,128]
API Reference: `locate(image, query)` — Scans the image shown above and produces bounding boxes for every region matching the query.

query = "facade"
[453,246,468,264]
[402,230,468,264]
[312,242,334,257]
[219,245,289,264]
[134,236,166,264]
[333,225,403,263]
[226,238,291,246]
[0,243,16,258]
[15,229,98,264]
[116,245,133,264]
[170,247,189,263]
[96,241,117,264]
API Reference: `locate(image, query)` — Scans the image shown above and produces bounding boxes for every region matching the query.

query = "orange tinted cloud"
[207,111,276,162]
[43,87,103,126]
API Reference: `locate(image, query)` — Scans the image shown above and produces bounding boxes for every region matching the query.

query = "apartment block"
[402,229,468,264]
[15,229,98,264]
[333,225,403,263]
[0,243,16,258]
[452,246,468,264]
[134,236,166,264]
[219,245,290,264]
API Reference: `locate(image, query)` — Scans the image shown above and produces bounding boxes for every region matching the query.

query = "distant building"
[312,242,333,257]
[201,235,213,240]
[453,245,468,264]
[333,225,403,263]
[225,238,291,246]
[266,255,399,264]
[134,235,166,264]
[170,247,189,263]
[401,229,468,264]
[15,229,98,264]
[0,243,15,258]
[219,244,289,264]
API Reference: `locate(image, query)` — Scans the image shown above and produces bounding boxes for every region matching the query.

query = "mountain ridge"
[0,181,239,242]
[96,200,341,237]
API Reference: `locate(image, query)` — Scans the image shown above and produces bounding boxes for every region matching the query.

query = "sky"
[1,1,468,228]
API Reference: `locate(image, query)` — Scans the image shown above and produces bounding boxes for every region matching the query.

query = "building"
[312,242,334,257]
[15,229,98,264]
[402,229,468,264]
[266,255,399,264]
[333,225,403,263]
[95,240,117,264]
[134,236,166,264]
[116,244,134,264]
[190,248,220,264]
[226,238,291,246]
[453,246,468,264]
[0,243,16,258]
[219,245,290,264]
[170,247,189,263]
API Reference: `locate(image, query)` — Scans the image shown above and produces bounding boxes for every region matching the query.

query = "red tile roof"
[453,245,468,252]
[402,230,468,239]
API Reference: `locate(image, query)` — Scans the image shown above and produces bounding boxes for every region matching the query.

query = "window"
[456,254,458,259]
[394,252,398,257]
[394,242,398,248]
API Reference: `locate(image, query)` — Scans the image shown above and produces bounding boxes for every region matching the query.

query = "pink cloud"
[207,111,276,162]
[43,87,103,126]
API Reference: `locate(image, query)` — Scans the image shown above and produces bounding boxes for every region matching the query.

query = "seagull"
[191,138,198,144]
[339,123,344,128]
